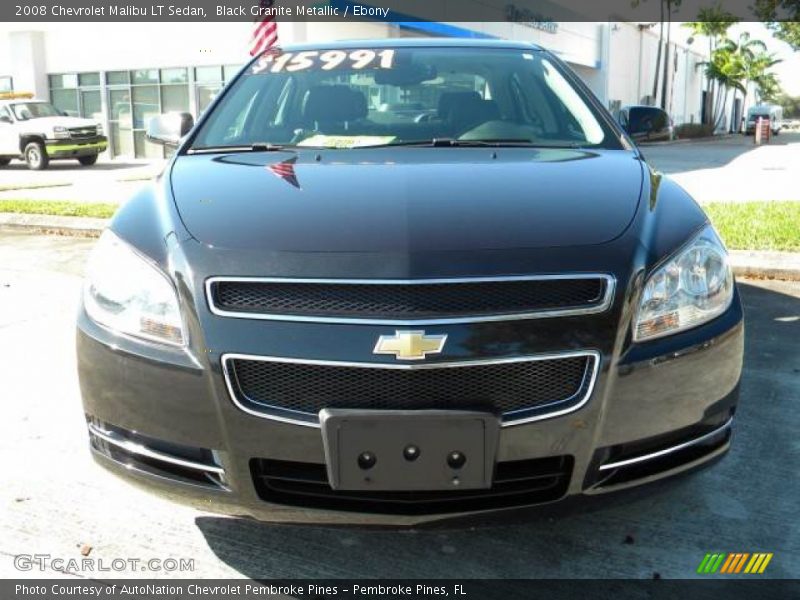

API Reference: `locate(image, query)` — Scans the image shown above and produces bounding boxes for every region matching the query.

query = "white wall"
[606,22,707,125]
[0,21,661,132]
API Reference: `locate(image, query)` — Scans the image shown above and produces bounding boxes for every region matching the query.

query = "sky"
[731,23,800,96]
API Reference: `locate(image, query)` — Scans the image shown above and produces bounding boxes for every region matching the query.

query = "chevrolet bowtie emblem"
[373,330,448,361]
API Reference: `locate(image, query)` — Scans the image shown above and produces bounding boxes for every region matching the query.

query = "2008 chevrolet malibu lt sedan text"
[77,40,743,524]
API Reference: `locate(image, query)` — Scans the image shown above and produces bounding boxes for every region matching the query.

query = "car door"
[0,105,18,155]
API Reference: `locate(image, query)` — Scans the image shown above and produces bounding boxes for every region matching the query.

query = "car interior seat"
[302,85,368,134]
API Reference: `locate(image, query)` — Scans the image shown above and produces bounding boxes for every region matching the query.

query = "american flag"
[267,157,300,188]
[250,0,279,56]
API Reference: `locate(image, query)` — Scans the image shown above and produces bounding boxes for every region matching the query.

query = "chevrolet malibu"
[77,40,743,523]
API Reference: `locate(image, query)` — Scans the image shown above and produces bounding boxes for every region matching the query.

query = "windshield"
[189,46,620,151]
[11,102,62,120]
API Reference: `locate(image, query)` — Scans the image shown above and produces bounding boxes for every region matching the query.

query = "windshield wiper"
[378,138,585,149]
[187,142,290,155]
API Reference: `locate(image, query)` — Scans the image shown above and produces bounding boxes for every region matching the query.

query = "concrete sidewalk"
[644,131,800,204]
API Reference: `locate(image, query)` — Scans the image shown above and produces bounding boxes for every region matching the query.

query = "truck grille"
[207,275,613,324]
[68,126,97,139]
[223,352,598,426]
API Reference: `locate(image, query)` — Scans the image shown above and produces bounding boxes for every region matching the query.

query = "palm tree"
[702,44,745,131]
[719,32,769,131]
[634,0,683,107]
[683,6,738,125]
[742,50,782,116]
[755,72,782,104]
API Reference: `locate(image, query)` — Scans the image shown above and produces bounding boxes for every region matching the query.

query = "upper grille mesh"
[227,354,594,422]
[211,277,607,321]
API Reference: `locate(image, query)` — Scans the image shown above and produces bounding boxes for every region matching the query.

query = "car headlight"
[53,126,70,139]
[83,230,185,346]
[634,225,734,342]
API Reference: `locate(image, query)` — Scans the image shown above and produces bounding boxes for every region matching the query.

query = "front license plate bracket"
[320,409,500,491]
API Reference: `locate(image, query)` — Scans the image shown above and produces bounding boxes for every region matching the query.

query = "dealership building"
[0,19,708,159]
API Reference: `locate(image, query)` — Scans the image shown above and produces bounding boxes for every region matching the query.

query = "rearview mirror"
[374,64,437,86]
[146,112,194,147]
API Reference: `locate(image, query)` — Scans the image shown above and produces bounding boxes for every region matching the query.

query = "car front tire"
[24,142,49,170]
[78,154,99,166]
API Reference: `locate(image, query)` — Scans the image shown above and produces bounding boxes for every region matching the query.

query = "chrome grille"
[223,352,599,426]
[68,126,97,139]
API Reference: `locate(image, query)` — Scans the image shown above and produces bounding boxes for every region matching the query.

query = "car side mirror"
[146,112,194,147]
[617,112,629,132]
[0,115,11,124]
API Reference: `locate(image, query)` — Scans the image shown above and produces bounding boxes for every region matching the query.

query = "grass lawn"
[0,198,797,252]
[0,199,117,219]
[704,201,800,252]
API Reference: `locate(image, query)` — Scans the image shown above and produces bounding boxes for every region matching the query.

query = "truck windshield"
[11,102,61,120]
[189,46,620,151]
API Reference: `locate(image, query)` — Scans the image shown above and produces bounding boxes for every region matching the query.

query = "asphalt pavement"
[0,231,798,580]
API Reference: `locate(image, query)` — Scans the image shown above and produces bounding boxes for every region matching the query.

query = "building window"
[193,64,240,114]
[79,72,101,87]
[0,76,13,92]
[49,72,100,119]
[50,64,241,159]
[106,71,130,86]
[106,67,194,159]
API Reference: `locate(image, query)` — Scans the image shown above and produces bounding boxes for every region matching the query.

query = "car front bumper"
[76,286,744,525]
[46,136,108,157]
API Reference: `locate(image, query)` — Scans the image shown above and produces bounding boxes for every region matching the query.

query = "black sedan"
[77,39,743,524]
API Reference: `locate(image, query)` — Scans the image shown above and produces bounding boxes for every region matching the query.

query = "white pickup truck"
[0,93,108,170]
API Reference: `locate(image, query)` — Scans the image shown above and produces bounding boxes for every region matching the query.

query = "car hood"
[169,148,643,253]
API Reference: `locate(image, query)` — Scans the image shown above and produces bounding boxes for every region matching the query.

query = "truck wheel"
[24,142,49,170]
[78,154,99,166]
[0,158,11,166]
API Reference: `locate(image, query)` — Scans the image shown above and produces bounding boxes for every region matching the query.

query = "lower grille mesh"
[226,354,595,423]
[251,455,574,514]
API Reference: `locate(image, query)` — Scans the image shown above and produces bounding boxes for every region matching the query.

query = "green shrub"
[674,123,715,139]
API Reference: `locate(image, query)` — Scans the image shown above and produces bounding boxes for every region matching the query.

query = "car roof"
[276,37,544,53]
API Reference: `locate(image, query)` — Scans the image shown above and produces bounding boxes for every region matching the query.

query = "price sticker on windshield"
[252,49,395,75]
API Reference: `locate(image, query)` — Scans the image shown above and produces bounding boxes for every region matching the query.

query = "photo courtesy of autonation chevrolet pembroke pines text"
[0,0,798,597]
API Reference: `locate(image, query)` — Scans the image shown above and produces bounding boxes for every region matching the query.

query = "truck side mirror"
[146,112,194,147]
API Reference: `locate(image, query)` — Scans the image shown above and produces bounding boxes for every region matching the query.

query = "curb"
[729,250,800,282]
[0,212,107,237]
[2,213,799,281]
